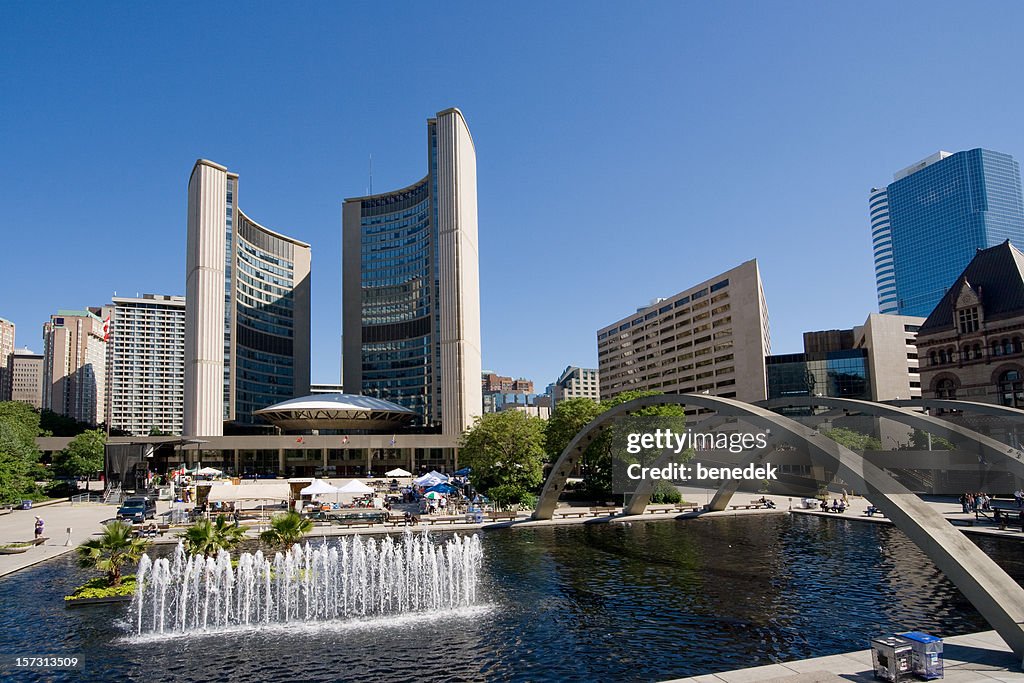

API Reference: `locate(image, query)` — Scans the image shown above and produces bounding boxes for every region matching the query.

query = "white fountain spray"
[131,531,483,635]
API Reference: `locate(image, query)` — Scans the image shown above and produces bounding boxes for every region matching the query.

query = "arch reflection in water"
[131,532,483,636]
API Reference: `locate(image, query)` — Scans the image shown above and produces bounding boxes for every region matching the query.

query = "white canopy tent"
[339,479,376,493]
[385,468,413,478]
[197,466,223,476]
[207,483,290,503]
[300,479,338,496]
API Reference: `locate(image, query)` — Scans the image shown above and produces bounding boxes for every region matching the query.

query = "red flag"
[102,315,111,341]
[341,435,349,445]
[296,436,304,444]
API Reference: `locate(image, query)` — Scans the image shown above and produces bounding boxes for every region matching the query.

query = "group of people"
[820,498,847,513]
[960,492,993,514]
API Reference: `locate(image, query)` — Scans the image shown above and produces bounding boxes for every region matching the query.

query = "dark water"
[2,514,1023,682]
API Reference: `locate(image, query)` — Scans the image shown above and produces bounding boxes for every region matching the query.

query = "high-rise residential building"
[42,309,108,425]
[184,159,312,436]
[342,108,482,438]
[9,347,43,409]
[871,149,1024,317]
[597,259,771,402]
[104,294,186,436]
[552,366,600,406]
[0,317,14,401]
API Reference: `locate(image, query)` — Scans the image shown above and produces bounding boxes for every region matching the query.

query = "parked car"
[117,497,156,523]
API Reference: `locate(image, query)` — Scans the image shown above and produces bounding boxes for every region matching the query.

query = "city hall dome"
[253,393,417,431]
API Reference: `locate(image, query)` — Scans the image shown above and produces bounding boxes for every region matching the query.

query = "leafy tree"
[39,409,90,437]
[459,411,546,507]
[76,521,150,586]
[822,427,882,452]
[53,429,106,481]
[148,426,165,437]
[545,398,603,462]
[183,514,246,557]
[0,401,42,503]
[909,429,956,451]
[259,511,313,547]
[650,480,682,504]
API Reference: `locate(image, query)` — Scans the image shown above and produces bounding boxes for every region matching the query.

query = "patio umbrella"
[385,468,413,477]
[423,491,444,500]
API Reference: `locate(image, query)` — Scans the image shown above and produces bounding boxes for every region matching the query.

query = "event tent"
[385,468,413,477]
[300,479,338,496]
[337,479,374,494]
[413,471,449,487]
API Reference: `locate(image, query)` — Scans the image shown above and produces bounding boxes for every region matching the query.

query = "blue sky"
[3,2,1024,389]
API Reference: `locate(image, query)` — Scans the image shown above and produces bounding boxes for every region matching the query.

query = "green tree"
[53,429,106,482]
[148,426,165,437]
[76,521,150,586]
[183,514,246,557]
[459,411,546,507]
[822,427,882,452]
[908,429,956,451]
[0,401,42,503]
[259,511,313,547]
[545,398,603,461]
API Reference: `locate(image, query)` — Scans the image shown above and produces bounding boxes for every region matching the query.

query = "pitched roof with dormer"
[919,240,1024,333]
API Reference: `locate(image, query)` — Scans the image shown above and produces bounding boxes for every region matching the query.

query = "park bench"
[554,509,588,518]
[487,511,518,522]
[588,507,618,517]
[424,516,461,525]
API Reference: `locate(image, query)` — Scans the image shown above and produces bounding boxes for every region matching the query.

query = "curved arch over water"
[535,393,1024,659]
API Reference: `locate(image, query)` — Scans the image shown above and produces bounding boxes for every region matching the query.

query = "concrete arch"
[758,396,1024,479]
[535,393,1024,659]
[887,398,1024,420]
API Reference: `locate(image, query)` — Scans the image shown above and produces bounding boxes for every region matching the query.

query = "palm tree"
[76,521,150,586]
[259,511,314,547]
[183,514,247,558]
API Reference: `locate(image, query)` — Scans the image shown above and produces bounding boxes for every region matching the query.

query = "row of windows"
[928,337,1023,365]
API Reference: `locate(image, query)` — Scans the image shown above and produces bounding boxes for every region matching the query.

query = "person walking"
[33,516,44,540]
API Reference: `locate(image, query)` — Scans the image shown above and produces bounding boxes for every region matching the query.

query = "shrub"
[65,575,137,601]
[650,480,682,504]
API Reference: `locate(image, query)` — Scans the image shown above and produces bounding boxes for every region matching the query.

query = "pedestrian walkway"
[662,629,1023,682]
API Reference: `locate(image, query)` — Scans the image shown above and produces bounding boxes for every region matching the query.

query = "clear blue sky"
[3,2,1024,389]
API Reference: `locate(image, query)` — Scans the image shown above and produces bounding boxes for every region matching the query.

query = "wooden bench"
[588,507,618,517]
[424,516,461,525]
[554,509,588,518]
[487,511,518,522]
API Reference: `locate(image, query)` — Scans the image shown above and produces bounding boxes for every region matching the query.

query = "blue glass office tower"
[871,149,1024,317]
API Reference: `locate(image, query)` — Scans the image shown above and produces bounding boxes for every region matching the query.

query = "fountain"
[131,531,483,635]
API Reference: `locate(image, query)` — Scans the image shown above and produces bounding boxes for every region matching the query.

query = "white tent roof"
[197,466,222,476]
[385,468,413,477]
[414,470,449,487]
[337,479,374,494]
[300,479,338,496]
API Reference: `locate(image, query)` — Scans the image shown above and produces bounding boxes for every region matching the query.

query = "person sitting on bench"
[830,499,840,513]
[819,499,829,512]
[865,505,879,516]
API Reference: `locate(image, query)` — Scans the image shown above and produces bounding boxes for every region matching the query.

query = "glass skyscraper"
[871,148,1024,317]
[342,109,482,438]
[184,159,311,436]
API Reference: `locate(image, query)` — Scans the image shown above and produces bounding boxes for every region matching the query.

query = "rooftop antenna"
[368,154,373,195]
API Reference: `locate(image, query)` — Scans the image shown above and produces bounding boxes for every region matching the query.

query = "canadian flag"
[102,315,111,341]
[296,436,304,444]
[341,436,349,445]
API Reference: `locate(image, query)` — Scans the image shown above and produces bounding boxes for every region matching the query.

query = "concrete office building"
[597,259,771,402]
[0,317,14,401]
[104,294,186,436]
[552,366,600,406]
[42,309,108,425]
[769,314,923,404]
[184,159,312,436]
[311,383,345,395]
[342,108,482,438]
[853,313,925,401]
[871,149,1024,317]
[482,372,533,395]
[9,348,43,409]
